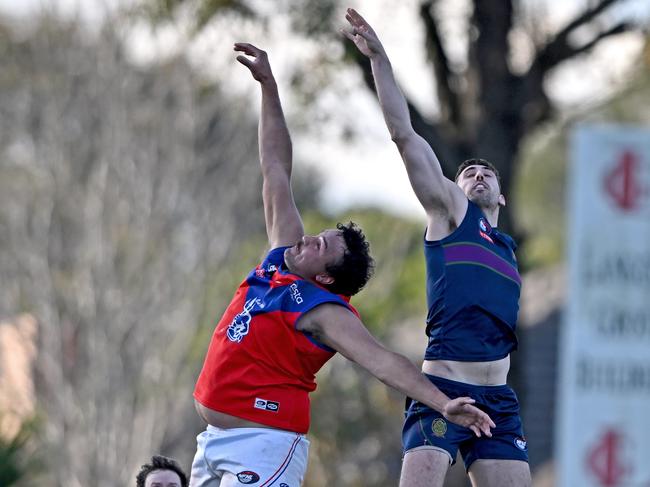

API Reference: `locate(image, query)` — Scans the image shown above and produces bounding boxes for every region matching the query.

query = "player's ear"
[315,273,334,285]
[498,194,506,207]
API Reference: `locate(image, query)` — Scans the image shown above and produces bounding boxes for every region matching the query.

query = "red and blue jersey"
[424,201,521,362]
[194,246,357,433]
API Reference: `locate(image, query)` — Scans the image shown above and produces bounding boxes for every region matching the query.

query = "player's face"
[284,229,346,284]
[456,164,505,210]
[144,469,182,487]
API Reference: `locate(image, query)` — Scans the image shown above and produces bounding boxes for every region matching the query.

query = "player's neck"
[480,205,500,228]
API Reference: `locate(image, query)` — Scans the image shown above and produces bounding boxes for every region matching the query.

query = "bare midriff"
[194,400,279,430]
[422,356,510,386]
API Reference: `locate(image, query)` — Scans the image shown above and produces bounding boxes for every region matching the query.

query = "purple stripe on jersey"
[443,242,521,285]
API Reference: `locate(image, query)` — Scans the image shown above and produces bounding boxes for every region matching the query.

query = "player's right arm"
[343,9,467,235]
[234,43,304,249]
[298,303,495,437]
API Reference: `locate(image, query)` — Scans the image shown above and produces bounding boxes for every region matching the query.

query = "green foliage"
[514,129,568,268]
[144,0,337,36]
[143,0,254,28]
[0,418,40,486]
[286,0,339,37]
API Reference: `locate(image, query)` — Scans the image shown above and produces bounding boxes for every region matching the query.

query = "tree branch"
[519,1,631,131]
[534,0,627,73]
[564,22,631,59]
[419,1,461,125]
[552,0,620,43]
[472,0,514,112]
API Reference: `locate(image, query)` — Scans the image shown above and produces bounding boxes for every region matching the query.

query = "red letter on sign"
[586,429,629,486]
[603,151,644,212]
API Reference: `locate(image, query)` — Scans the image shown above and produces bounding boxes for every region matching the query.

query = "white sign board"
[557,125,650,486]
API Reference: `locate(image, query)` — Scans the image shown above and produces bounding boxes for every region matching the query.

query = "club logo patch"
[256,264,278,278]
[227,298,263,343]
[478,217,492,234]
[236,471,260,484]
[514,436,527,451]
[478,217,494,243]
[254,397,280,412]
[432,418,447,437]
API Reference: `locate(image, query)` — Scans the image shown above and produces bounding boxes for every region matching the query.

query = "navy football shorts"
[402,374,528,470]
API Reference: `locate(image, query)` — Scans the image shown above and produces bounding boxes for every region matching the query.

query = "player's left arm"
[298,303,495,437]
[235,43,304,249]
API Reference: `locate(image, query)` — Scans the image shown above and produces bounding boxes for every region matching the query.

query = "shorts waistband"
[424,373,512,395]
[206,424,303,438]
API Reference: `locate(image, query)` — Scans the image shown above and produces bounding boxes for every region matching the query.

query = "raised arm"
[234,43,304,248]
[299,304,495,437]
[343,9,467,233]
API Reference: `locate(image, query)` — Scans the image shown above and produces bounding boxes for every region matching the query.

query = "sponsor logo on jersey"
[432,418,447,437]
[514,436,527,451]
[227,298,263,343]
[255,264,278,278]
[236,471,260,484]
[254,397,280,412]
[289,283,303,304]
[280,484,289,487]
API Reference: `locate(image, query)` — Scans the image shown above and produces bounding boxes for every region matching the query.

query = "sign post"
[557,125,650,486]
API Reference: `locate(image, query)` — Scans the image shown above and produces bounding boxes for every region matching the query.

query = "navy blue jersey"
[423,201,520,361]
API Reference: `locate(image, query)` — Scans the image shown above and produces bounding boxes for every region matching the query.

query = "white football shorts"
[189,425,309,487]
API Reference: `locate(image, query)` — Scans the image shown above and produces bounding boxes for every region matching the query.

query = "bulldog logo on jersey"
[478,217,494,244]
[236,470,260,484]
[227,298,263,343]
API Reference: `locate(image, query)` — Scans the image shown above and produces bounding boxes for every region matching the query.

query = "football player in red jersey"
[189,42,495,487]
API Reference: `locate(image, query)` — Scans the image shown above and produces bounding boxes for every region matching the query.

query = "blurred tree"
[0,14,268,486]
[146,0,643,237]
[514,36,650,267]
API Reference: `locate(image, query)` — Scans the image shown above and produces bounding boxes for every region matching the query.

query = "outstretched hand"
[443,397,496,438]
[234,42,274,83]
[342,8,385,59]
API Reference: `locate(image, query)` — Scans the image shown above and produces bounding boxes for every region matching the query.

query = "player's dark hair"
[136,455,188,487]
[324,222,374,297]
[455,158,501,186]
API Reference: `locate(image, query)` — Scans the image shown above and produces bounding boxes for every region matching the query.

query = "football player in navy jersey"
[344,8,532,487]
